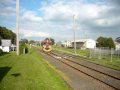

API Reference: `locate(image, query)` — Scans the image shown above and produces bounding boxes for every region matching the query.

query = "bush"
[0,49,3,56]
[19,43,28,54]
[0,49,3,55]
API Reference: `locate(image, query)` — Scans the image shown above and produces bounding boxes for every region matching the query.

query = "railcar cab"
[42,38,52,52]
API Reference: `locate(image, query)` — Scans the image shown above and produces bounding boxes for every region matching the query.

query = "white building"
[0,39,11,52]
[115,42,120,50]
[62,41,72,48]
[71,39,96,49]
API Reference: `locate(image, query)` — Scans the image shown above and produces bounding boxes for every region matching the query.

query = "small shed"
[0,39,11,52]
[71,39,96,49]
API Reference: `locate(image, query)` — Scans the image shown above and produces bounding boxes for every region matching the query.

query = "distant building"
[71,39,96,49]
[56,41,64,47]
[115,42,120,50]
[62,41,72,48]
[0,39,12,52]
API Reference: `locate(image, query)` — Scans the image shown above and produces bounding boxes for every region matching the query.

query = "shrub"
[0,49,3,56]
[19,43,28,54]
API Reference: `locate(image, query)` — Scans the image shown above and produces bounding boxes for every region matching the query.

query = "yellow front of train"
[42,38,52,52]
[42,44,52,52]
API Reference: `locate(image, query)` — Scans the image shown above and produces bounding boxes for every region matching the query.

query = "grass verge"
[53,47,120,70]
[0,47,70,90]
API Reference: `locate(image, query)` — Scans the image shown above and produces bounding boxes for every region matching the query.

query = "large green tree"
[44,38,55,45]
[20,39,28,44]
[96,36,115,49]
[50,38,55,45]
[0,26,16,45]
[29,40,35,44]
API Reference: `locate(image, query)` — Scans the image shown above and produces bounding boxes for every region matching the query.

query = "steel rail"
[45,52,120,90]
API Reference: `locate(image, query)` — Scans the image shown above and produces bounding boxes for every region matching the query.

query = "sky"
[0,0,120,41]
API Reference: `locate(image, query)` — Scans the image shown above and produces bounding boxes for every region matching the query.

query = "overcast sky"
[0,0,120,41]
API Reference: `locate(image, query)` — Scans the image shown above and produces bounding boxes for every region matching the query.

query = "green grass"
[0,47,70,90]
[53,47,120,70]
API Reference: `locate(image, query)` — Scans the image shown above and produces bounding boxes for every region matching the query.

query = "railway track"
[45,51,120,90]
[53,51,120,79]
[53,50,120,70]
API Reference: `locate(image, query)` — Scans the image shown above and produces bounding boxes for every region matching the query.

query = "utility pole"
[16,0,19,55]
[73,15,76,54]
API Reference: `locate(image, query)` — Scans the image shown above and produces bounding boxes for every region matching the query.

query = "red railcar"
[42,39,52,52]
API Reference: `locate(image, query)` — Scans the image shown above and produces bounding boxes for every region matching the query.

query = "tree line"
[96,36,115,49]
[0,26,16,45]
[0,26,119,49]
[18,36,119,49]
[20,38,55,46]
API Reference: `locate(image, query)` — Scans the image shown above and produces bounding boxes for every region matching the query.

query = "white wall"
[67,39,96,49]
[0,46,2,49]
[1,46,10,52]
[116,43,120,50]
[63,41,72,47]
[85,40,96,49]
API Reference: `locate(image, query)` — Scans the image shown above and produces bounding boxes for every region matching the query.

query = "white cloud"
[1,0,119,41]
[21,11,42,22]
[95,15,120,27]
[0,0,15,17]
[0,6,16,16]
[40,1,107,21]
[0,0,15,4]
[21,29,50,38]
[19,0,119,40]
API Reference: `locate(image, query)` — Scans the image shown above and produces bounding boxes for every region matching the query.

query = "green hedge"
[19,43,28,54]
[0,49,3,56]
[0,49,7,56]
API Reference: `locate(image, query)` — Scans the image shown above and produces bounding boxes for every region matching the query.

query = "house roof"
[1,39,11,46]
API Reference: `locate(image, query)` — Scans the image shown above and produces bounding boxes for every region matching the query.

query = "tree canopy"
[0,26,16,45]
[29,40,35,44]
[41,38,55,46]
[96,36,115,49]
[20,39,28,44]
[49,38,55,45]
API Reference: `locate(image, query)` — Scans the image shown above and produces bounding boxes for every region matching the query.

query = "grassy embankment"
[53,47,120,70]
[0,47,70,90]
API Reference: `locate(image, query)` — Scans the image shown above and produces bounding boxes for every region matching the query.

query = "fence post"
[118,49,120,60]
[89,49,92,58]
[99,47,101,59]
[111,48,113,62]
